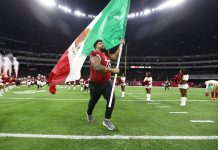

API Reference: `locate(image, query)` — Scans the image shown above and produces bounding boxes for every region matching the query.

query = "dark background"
[0,0,217,56]
[0,0,217,81]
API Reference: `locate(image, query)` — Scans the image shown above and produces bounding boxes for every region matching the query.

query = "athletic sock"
[147,94,151,101]
[183,97,187,106]
[180,97,185,106]
[121,92,125,97]
[211,91,215,99]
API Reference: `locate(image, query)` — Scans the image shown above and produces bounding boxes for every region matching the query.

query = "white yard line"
[0,133,218,140]
[170,112,188,114]
[190,120,215,123]
[0,97,87,100]
[0,97,210,102]
[129,93,179,94]
[135,98,209,101]
[147,103,160,105]
[132,93,204,96]
[156,106,172,108]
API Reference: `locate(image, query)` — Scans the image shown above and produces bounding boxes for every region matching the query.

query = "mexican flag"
[48,0,131,94]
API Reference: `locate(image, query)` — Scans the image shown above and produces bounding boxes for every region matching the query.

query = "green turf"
[1,138,218,150]
[0,85,218,149]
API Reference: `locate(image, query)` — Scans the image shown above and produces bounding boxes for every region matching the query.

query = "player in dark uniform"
[86,39,125,131]
[84,78,90,92]
[164,79,170,91]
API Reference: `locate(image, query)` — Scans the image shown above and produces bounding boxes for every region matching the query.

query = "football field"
[0,86,218,149]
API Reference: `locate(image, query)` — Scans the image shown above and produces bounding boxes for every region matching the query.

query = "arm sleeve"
[150,77,153,83]
[90,51,101,58]
[205,82,209,92]
[182,75,189,81]
[91,52,101,60]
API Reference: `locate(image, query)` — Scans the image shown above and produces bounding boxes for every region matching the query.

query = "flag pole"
[125,44,128,75]
[108,43,123,108]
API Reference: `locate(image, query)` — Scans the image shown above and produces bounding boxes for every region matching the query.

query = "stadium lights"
[144,9,151,16]
[58,5,72,13]
[88,15,96,19]
[129,13,136,18]
[74,10,86,17]
[74,10,82,16]
[156,0,186,11]
[36,0,57,8]
[128,0,186,19]
[36,0,186,19]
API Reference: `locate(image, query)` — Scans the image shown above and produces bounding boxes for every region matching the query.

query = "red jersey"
[90,50,111,83]
[173,73,183,84]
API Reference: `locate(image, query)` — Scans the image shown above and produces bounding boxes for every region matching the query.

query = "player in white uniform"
[31,77,35,85]
[80,78,84,91]
[205,80,218,100]
[36,74,42,90]
[0,74,4,96]
[3,75,10,92]
[176,69,189,106]
[120,74,126,97]
[40,75,46,87]
[143,72,152,101]
[27,76,32,88]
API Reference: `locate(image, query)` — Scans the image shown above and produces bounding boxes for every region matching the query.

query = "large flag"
[48,0,131,94]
